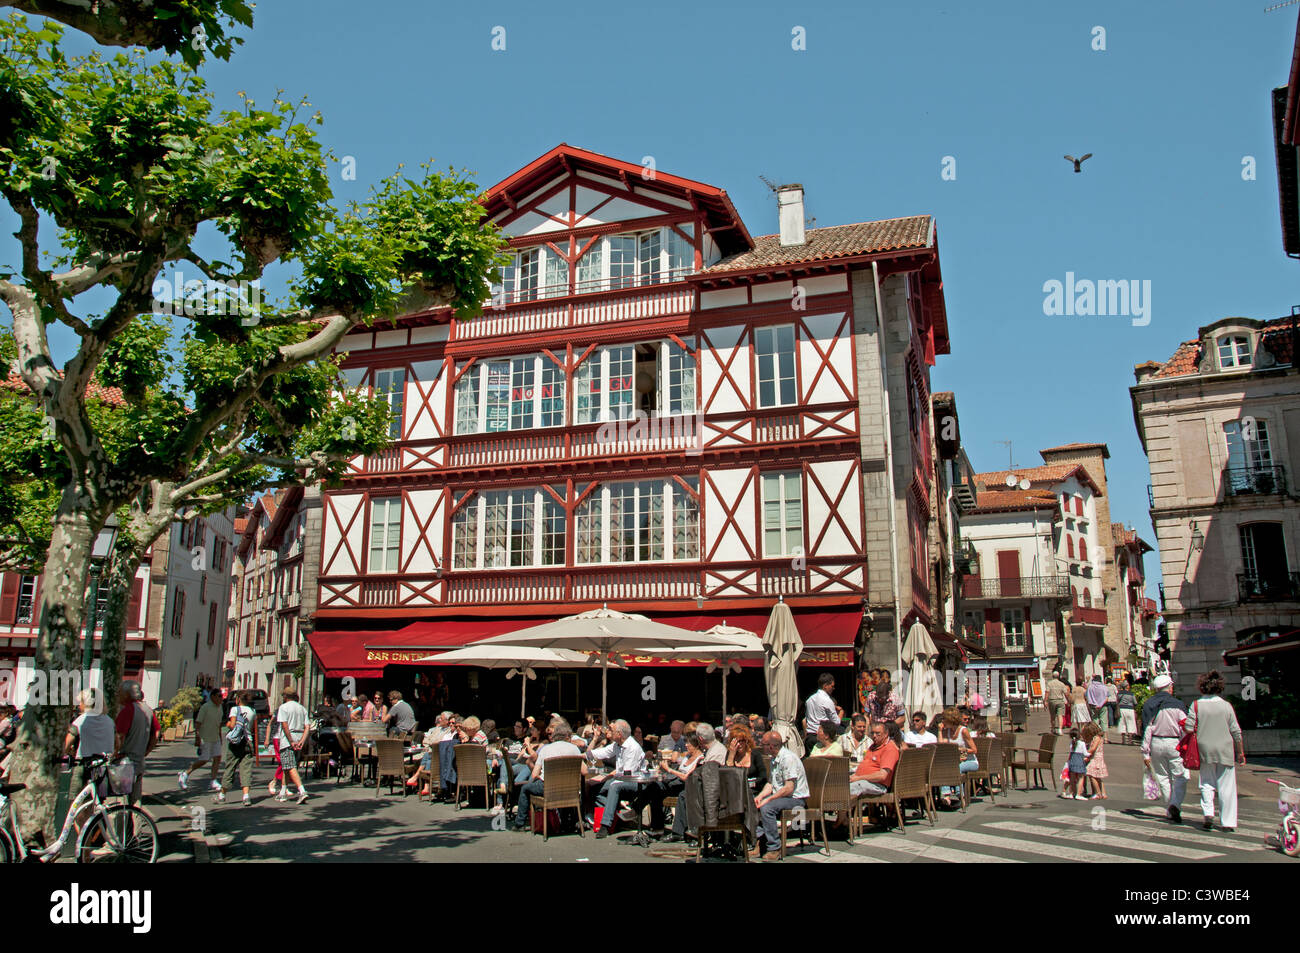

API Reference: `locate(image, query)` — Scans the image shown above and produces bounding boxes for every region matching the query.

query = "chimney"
[777,184,805,246]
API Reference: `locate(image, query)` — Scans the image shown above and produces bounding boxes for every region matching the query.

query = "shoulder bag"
[1177,700,1201,770]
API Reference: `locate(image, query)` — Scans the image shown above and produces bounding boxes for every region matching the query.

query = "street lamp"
[83,514,120,673]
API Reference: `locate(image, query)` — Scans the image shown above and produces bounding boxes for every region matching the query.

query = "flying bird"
[1064,153,1093,173]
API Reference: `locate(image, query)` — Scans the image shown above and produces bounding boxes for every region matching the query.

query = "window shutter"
[0,574,19,623]
[996,550,1022,596]
[126,577,143,630]
[984,608,1004,650]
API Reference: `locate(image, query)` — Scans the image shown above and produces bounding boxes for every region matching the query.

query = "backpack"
[226,707,250,748]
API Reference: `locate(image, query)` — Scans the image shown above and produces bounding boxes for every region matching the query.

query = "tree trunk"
[99,539,142,722]
[5,488,103,841]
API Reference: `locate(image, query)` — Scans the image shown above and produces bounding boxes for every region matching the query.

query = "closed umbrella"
[415,644,617,718]
[761,599,805,756]
[901,621,944,722]
[480,606,739,722]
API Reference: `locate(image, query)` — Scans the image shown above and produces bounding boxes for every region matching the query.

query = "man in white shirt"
[839,714,870,766]
[510,723,585,830]
[64,689,115,800]
[697,723,727,764]
[588,718,644,838]
[803,673,841,754]
[902,712,938,748]
[274,690,311,804]
[753,730,809,861]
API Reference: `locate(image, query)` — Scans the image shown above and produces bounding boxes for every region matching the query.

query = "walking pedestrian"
[1046,671,1068,734]
[1082,721,1108,799]
[1116,680,1138,744]
[1105,677,1119,730]
[273,689,311,804]
[1068,677,1088,730]
[217,690,256,806]
[1086,675,1109,729]
[1184,670,1245,833]
[111,680,159,806]
[64,689,115,798]
[1141,674,1189,823]
[179,690,226,791]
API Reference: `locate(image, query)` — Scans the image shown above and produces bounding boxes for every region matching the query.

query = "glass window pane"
[454,364,480,435]
[516,249,539,301]
[485,361,510,432]
[609,236,636,290]
[638,231,661,285]
[577,241,604,293]
[510,357,535,430]
[542,248,569,299]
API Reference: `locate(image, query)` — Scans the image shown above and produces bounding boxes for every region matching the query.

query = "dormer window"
[1217,334,1252,370]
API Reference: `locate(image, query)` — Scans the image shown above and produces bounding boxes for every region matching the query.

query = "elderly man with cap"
[112,680,160,806]
[1140,674,1189,823]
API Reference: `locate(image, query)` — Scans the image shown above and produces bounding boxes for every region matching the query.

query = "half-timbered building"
[303,145,952,720]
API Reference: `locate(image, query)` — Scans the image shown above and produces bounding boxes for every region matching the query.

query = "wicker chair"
[335,731,356,786]
[996,731,1016,768]
[415,744,441,801]
[531,755,585,840]
[453,743,492,810]
[929,742,968,812]
[373,738,407,796]
[779,757,831,859]
[964,737,997,803]
[853,745,935,835]
[1009,732,1059,791]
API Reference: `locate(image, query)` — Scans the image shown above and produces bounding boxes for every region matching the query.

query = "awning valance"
[1223,629,1300,661]
[305,608,862,676]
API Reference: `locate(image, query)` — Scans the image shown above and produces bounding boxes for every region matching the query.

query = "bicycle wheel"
[76,805,159,863]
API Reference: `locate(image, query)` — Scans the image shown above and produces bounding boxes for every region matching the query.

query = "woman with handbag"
[1183,670,1245,832]
[1140,674,1189,823]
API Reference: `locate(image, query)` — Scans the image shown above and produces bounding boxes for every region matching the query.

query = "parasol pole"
[519,668,527,719]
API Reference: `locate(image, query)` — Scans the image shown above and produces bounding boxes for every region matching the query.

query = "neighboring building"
[154,508,235,703]
[968,454,1109,683]
[302,144,954,720]
[1132,315,1300,695]
[1112,522,1158,671]
[225,488,309,706]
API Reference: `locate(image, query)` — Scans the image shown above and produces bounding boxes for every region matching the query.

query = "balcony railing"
[1158,582,1167,612]
[1238,572,1300,602]
[961,575,1070,599]
[1147,484,1155,508]
[1071,606,1109,626]
[1223,464,1287,497]
[453,284,695,341]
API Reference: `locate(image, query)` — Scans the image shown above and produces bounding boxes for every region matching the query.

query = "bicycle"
[0,754,159,863]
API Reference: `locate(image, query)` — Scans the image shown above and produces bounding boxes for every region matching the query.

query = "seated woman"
[726,724,767,791]
[936,706,979,808]
[810,719,845,757]
[647,731,704,843]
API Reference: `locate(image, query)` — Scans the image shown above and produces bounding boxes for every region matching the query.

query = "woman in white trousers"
[1183,670,1246,832]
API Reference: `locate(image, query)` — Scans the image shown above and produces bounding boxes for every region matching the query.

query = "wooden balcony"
[1072,606,1108,626]
[452,285,695,342]
[962,575,1070,600]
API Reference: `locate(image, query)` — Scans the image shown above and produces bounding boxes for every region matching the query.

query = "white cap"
[1151,674,1173,690]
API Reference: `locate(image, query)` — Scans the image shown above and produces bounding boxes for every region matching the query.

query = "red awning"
[305,608,861,675]
[1223,629,1300,661]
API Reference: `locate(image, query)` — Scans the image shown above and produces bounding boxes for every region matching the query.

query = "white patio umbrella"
[480,606,741,722]
[415,644,617,718]
[901,621,944,722]
[762,599,805,756]
[638,623,764,720]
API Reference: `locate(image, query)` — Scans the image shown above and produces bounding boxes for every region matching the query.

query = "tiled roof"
[1146,316,1299,380]
[969,489,1060,515]
[2,371,127,407]
[700,216,932,274]
[1041,442,1109,456]
[975,464,1098,493]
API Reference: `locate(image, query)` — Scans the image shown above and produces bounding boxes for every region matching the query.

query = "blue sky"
[15,1,1300,592]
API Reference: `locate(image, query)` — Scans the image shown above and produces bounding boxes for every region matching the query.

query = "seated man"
[752,731,808,861]
[511,723,585,830]
[839,714,870,767]
[588,718,645,838]
[697,723,727,764]
[902,712,937,748]
[659,720,687,756]
[850,720,900,798]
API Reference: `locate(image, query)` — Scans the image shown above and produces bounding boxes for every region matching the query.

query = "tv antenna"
[759,175,779,193]
[1266,0,1300,11]
[995,440,1018,470]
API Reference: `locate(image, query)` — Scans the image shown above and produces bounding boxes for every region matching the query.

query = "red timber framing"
[315,146,948,650]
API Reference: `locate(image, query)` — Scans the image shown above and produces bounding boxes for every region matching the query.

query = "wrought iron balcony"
[1223,465,1287,497]
[1147,484,1155,508]
[1158,582,1167,612]
[961,575,1070,599]
[1237,572,1300,602]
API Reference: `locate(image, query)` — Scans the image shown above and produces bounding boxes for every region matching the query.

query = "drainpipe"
[872,261,903,680]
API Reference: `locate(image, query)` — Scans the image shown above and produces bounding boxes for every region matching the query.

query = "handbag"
[1142,766,1160,800]
[1177,701,1201,770]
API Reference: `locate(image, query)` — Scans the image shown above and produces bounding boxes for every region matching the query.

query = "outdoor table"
[591,770,668,848]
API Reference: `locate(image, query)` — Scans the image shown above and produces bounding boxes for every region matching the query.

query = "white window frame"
[368,497,402,574]
[755,324,797,408]
[761,470,804,558]
[451,488,566,570]
[571,225,695,296]
[574,479,698,565]
[456,355,566,435]
[1001,608,1027,650]
[1218,334,1252,370]
[373,368,405,440]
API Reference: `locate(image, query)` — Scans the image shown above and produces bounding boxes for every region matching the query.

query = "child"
[1082,721,1108,799]
[1061,728,1087,799]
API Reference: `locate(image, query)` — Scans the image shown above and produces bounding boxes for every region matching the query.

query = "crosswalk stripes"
[791,836,1023,864]
[924,827,1154,863]
[1113,808,1279,836]
[1039,813,1271,850]
[981,820,1220,860]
